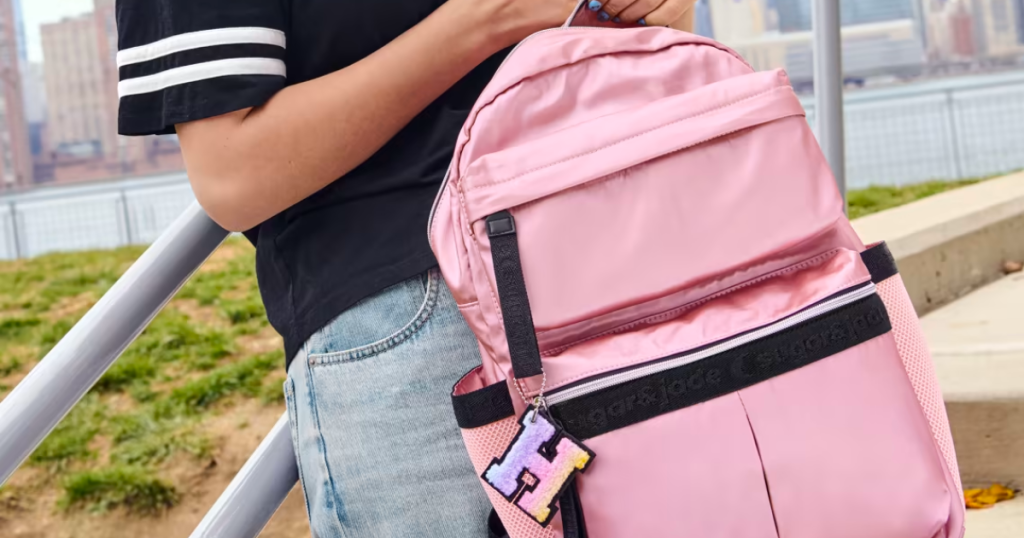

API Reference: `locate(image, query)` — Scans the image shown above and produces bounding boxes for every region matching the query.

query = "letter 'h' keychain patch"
[483,406,595,526]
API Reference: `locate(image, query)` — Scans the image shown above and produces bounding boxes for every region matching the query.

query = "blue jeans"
[285,269,492,537]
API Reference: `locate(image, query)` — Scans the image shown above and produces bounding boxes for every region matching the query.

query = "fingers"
[617,0,663,24]
[598,0,636,19]
[631,0,693,26]
[589,0,696,27]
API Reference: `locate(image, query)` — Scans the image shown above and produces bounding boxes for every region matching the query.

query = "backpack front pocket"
[544,285,952,538]
[460,70,855,354]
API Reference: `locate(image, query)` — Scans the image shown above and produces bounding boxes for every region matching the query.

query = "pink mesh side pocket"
[462,418,555,538]
[876,274,962,497]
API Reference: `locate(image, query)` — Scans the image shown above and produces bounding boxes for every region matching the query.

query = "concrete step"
[964,496,1024,537]
[923,272,1024,489]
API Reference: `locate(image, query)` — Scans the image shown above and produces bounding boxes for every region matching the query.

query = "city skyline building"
[731,19,926,85]
[23,62,44,157]
[12,0,24,61]
[776,0,917,33]
[0,0,33,190]
[925,0,981,60]
[40,13,108,157]
[92,0,127,169]
[30,1,184,185]
[1017,0,1024,43]
[709,0,769,43]
[969,0,1024,56]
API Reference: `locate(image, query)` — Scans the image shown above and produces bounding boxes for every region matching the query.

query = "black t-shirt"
[116,0,504,367]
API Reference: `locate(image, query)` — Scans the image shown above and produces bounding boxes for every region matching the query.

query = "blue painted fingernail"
[638,18,647,25]
[597,10,610,21]
[588,1,602,11]
[613,16,622,23]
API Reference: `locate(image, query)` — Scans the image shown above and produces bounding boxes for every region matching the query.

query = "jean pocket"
[307,270,441,366]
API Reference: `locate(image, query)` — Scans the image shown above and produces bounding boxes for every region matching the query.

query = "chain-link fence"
[0,173,194,260]
[2,71,1023,260]
[802,70,1024,188]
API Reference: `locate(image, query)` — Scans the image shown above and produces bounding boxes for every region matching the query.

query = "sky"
[21,0,95,63]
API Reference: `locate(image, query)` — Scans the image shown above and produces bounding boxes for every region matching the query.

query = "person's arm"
[176,0,575,232]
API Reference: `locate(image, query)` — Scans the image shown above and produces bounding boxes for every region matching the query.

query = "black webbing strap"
[860,242,899,284]
[484,482,588,538]
[487,510,507,538]
[561,481,589,538]
[486,211,545,379]
[451,378,516,429]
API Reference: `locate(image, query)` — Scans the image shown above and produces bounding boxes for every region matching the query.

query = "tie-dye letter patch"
[483,410,595,526]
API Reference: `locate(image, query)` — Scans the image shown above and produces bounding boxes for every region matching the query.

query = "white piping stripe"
[117,27,285,68]
[118,58,286,98]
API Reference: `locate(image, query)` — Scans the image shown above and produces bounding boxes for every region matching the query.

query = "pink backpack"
[429,10,965,538]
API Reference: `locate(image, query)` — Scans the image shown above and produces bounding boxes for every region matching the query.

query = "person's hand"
[586,0,697,27]
[465,0,581,50]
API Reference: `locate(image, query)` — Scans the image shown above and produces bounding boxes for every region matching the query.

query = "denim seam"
[303,355,350,533]
[284,378,314,522]
[307,269,442,366]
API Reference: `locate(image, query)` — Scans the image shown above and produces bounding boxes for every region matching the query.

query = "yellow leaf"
[965,484,1016,509]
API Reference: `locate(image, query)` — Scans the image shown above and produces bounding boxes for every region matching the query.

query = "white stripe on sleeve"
[117,27,286,68]
[118,57,287,98]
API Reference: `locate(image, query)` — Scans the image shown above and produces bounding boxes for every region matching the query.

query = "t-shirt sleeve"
[116,0,288,136]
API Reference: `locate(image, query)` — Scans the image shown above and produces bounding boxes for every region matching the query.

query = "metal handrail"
[0,5,847,537]
[0,203,228,484]
[189,414,298,538]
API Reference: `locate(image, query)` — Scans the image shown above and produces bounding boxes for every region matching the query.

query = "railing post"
[944,89,964,180]
[812,0,846,206]
[7,200,21,259]
[0,203,228,485]
[120,189,135,245]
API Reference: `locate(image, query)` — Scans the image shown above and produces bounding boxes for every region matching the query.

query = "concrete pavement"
[922,271,1024,536]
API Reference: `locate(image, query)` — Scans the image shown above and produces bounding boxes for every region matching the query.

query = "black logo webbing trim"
[549,293,892,440]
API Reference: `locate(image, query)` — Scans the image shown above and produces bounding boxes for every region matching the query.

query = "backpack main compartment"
[431,26,965,538]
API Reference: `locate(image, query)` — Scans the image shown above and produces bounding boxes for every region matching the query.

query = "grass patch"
[177,248,268,330]
[0,239,289,518]
[159,351,281,416]
[847,178,982,219]
[96,311,235,394]
[96,355,159,394]
[0,356,22,377]
[0,247,144,316]
[30,395,107,465]
[109,415,211,466]
[59,465,178,514]
[0,316,42,340]
[260,377,286,405]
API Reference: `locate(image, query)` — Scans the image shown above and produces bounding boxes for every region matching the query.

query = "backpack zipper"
[545,282,877,406]
[427,27,750,246]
